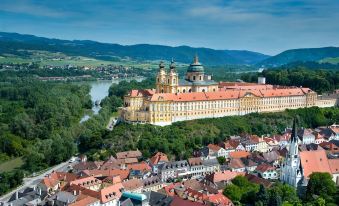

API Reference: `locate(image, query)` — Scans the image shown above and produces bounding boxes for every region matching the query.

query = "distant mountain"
[258,47,339,67]
[0,32,269,65]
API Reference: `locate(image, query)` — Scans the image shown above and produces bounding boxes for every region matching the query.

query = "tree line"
[241,68,339,93]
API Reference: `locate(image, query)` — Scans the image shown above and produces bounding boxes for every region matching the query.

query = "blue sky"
[0,0,339,55]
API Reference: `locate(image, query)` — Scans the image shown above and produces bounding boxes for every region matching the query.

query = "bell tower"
[156,61,167,93]
[167,59,179,93]
[280,118,302,187]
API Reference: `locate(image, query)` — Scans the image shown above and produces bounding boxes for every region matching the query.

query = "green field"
[0,50,174,69]
[0,157,24,172]
[319,57,339,64]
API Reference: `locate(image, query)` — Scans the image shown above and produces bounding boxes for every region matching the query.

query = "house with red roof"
[149,152,169,174]
[255,164,278,180]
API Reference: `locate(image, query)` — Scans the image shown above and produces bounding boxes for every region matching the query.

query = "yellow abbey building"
[119,56,337,126]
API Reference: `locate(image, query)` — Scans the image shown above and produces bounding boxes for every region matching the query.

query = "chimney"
[73,190,77,196]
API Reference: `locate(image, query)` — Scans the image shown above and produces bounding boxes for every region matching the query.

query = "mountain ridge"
[0,32,269,65]
[258,47,339,67]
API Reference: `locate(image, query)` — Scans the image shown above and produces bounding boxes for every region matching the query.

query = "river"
[79,77,144,123]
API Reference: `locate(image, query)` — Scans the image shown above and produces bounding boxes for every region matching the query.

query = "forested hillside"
[0,32,269,65]
[258,47,339,66]
[0,72,92,194]
[241,69,339,93]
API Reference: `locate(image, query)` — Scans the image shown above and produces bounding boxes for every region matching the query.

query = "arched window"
[202,89,205,92]
[161,89,164,93]
[183,89,186,93]
[193,76,196,80]
[173,79,176,84]
[189,89,192,93]
[168,79,170,84]
[200,76,202,80]
[213,88,216,92]
[157,78,159,82]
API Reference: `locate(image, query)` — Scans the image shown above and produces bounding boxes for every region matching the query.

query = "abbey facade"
[119,56,337,126]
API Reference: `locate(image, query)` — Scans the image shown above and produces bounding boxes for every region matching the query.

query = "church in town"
[280,119,339,188]
[119,56,337,126]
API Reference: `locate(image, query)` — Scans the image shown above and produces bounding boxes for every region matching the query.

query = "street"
[0,157,77,203]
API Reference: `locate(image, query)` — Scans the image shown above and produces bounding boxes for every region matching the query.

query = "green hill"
[0,32,269,65]
[258,47,339,67]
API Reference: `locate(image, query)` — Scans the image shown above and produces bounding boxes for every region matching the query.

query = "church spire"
[290,118,298,143]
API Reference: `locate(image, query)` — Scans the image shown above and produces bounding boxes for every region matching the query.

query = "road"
[0,157,77,203]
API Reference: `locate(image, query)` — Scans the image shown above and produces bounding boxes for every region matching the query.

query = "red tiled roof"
[206,171,245,183]
[127,162,151,172]
[229,151,250,159]
[255,164,276,173]
[122,179,143,191]
[146,87,313,102]
[188,157,203,166]
[229,159,245,169]
[300,150,332,178]
[82,169,130,181]
[99,183,124,203]
[208,192,233,206]
[41,172,59,188]
[70,176,102,187]
[208,144,222,152]
[329,159,339,174]
[170,196,205,206]
[116,150,142,159]
[150,152,169,165]
[69,195,99,206]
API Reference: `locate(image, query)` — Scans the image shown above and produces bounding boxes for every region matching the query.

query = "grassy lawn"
[0,157,24,173]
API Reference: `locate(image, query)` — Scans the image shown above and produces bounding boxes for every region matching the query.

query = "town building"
[119,56,337,126]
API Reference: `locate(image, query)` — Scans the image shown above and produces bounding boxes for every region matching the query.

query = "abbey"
[156,55,218,94]
[119,56,337,126]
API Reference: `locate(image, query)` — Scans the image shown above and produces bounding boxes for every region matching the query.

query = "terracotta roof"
[255,164,276,173]
[163,183,182,196]
[127,162,151,172]
[116,150,142,159]
[208,192,233,206]
[41,172,59,188]
[300,150,332,178]
[122,179,143,191]
[229,158,245,169]
[69,195,99,206]
[70,176,102,187]
[99,183,124,203]
[206,170,245,183]
[150,152,169,165]
[82,169,129,181]
[329,159,339,174]
[219,141,235,150]
[128,89,155,97]
[229,151,250,159]
[207,144,222,152]
[73,162,100,171]
[170,196,205,206]
[145,87,313,102]
[188,157,203,166]
[184,187,208,201]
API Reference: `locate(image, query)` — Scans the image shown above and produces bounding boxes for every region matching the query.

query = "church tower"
[280,119,302,187]
[156,61,167,93]
[167,60,179,93]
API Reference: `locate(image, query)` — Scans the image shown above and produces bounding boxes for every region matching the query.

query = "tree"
[269,190,282,206]
[217,156,226,165]
[256,184,269,206]
[306,172,336,203]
